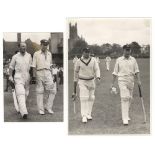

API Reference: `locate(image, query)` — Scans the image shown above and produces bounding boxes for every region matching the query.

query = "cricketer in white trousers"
[9,52,32,117]
[112,56,140,124]
[36,70,56,113]
[74,56,100,118]
[105,56,111,71]
[118,78,134,123]
[32,50,56,114]
[78,79,95,117]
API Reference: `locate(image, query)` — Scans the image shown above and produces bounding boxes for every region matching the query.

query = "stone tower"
[68,23,79,52]
[49,33,63,66]
[69,23,78,39]
[17,33,21,43]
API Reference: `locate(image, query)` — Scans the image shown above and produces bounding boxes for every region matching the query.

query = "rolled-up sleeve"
[112,59,119,76]
[74,60,80,82]
[9,56,16,70]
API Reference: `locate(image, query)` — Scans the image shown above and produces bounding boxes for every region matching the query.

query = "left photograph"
[3,32,63,122]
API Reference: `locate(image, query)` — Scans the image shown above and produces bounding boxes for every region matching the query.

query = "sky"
[3,18,151,46]
[69,18,151,46]
[3,32,50,44]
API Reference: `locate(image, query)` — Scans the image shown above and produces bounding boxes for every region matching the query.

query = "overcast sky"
[3,18,151,46]
[69,18,151,46]
[3,32,50,44]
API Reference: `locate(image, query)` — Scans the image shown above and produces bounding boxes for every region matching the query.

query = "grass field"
[68,58,150,135]
[4,83,63,122]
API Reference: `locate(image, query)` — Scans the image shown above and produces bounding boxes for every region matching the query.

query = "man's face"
[41,44,48,52]
[123,49,131,58]
[83,51,90,59]
[20,43,26,54]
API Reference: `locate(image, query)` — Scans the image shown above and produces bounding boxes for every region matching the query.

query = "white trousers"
[118,80,134,123]
[36,70,56,112]
[106,62,110,70]
[37,92,56,112]
[15,83,29,116]
[14,72,30,116]
[12,90,19,112]
[78,80,95,117]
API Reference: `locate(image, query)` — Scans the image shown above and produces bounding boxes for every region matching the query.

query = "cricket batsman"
[72,47,100,123]
[111,44,141,125]
[105,55,111,71]
[32,39,56,115]
[9,42,32,119]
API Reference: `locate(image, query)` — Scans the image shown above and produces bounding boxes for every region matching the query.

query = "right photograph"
[67,18,151,135]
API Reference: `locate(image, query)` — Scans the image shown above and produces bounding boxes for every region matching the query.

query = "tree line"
[68,39,150,59]
[3,39,40,61]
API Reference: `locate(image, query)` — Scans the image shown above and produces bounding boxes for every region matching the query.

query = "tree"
[145,44,150,54]
[70,39,88,56]
[130,42,141,56]
[25,39,40,56]
[89,44,102,55]
[32,42,40,53]
[101,43,112,55]
[111,43,123,57]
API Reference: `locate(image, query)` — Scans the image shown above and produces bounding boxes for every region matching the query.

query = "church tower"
[68,23,79,51]
[17,33,21,43]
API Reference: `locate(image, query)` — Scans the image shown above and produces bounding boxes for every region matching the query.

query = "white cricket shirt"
[113,56,140,82]
[9,52,32,73]
[32,50,52,70]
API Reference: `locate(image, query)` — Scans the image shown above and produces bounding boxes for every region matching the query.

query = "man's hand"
[95,77,100,85]
[9,76,15,89]
[110,84,116,93]
[72,93,77,101]
[9,76,14,83]
[111,74,117,90]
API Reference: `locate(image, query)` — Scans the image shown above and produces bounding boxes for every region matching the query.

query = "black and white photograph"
[3,32,63,122]
[68,18,150,134]
[0,0,155,154]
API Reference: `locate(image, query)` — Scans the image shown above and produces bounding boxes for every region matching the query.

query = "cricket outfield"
[68,58,150,134]
[4,84,63,122]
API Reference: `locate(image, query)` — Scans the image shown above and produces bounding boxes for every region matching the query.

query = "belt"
[79,77,94,80]
[37,68,50,71]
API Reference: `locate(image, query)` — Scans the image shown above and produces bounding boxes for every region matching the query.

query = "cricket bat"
[138,85,146,123]
[12,89,20,113]
[10,80,20,113]
[72,94,76,114]
[73,99,76,114]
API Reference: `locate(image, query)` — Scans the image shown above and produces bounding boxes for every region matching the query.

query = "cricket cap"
[82,47,91,53]
[123,44,131,50]
[40,39,49,46]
